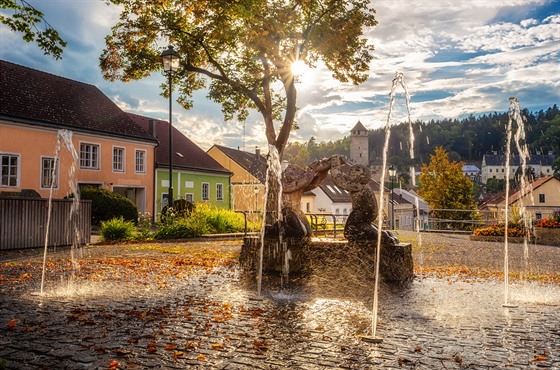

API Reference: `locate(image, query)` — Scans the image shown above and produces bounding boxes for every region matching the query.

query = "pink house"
[0,60,158,215]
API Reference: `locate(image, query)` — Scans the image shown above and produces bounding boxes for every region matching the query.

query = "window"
[538,194,545,203]
[489,169,492,173]
[41,157,58,188]
[536,213,542,220]
[1,154,19,187]
[135,150,146,173]
[306,203,310,213]
[79,143,99,169]
[202,182,209,200]
[216,183,223,200]
[185,193,194,203]
[113,147,125,172]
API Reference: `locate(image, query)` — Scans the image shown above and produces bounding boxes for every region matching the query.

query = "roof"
[350,120,368,133]
[0,60,156,143]
[128,113,230,175]
[210,145,268,183]
[462,165,480,172]
[482,154,557,166]
[507,176,558,204]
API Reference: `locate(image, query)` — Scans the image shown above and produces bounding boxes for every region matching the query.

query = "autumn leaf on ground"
[197,354,206,361]
[164,343,176,351]
[532,355,548,361]
[315,325,325,331]
[211,343,224,350]
[414,345,422,352]
[6,319,18,331]
[173,351,184,360]
[108,360,119,369]
[146,343,157,353]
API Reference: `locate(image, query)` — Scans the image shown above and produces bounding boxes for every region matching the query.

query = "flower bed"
[471,223,529,244]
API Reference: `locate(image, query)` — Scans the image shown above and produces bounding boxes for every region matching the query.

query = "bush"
[154,203,254,240]
[534,218,560,228]
[77,187,138,225]
[100,217,136,241]
[473,223,526,237]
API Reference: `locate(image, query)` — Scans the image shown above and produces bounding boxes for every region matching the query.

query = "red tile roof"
[0,60,156,143]
[128,113,230,175]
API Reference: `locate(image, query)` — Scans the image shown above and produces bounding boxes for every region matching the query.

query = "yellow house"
[207,145,266,221]
[480,176,560,222]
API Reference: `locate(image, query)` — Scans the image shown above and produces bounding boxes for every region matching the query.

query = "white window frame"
[79,142,100,170]
[112,146,125,173]
[135,150,146,174]
[40,156,59,189]
[185,193,194,203]
[202,182,209,200]
[1,153,20,188]
[216,183,223,200]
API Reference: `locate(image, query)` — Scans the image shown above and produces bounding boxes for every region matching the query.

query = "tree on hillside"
[0,0,66,59]
[99,0,376,158]
[418,147,477,229]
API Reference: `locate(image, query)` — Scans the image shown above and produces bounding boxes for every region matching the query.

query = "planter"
[469,235,526,244]
[534,227,560,247]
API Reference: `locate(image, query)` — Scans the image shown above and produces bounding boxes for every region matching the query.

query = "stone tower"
[349,121,369,166]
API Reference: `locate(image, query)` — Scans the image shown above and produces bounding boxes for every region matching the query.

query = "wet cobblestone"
[1,239,559,369]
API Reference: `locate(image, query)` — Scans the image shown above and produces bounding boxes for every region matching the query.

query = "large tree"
[418,147,477,228]
[99,0,376,157]
[0,0,66,59]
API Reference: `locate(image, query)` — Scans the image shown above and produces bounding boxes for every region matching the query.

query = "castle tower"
[349,121,369,166]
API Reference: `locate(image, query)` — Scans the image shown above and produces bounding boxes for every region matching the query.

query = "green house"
[129,113,232,213]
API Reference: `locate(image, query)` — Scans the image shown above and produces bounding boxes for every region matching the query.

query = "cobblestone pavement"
[1,236,559,369]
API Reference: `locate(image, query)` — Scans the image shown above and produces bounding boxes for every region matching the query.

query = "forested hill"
[369,105,559,167]
[285,105,559,167]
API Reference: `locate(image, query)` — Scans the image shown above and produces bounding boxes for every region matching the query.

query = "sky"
[1,0,559,153]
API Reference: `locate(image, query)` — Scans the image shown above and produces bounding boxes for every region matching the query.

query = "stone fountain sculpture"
[240,156,413,285]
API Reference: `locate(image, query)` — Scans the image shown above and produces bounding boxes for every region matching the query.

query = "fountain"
[39,129,82,295]
[239,81,415,302]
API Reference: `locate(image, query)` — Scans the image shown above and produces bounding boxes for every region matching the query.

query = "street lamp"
[388,165,396,229]
[161,45,181,209]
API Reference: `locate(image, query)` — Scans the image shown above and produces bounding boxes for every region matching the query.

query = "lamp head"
[161,45,181,73]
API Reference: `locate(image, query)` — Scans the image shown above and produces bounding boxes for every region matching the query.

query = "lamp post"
[161,45,181,209]
[389,165,396,229]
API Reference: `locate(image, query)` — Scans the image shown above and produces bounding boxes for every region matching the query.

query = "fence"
[0,198,91,250]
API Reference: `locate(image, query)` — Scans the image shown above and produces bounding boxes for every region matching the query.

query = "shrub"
[77,187,138,225]
[154,203,254,240]
[100,217,136,241]
[473,223,527,237]
[534,218,560,228]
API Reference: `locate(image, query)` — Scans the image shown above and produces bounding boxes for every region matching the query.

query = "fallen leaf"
[532,355,548,362]
[147,343,157,353]
[414,345,422,352]
[165,343,176,351]
[6,319,18,330]
[108,360,119,369]
[211,343,224,350]
[197,354,206,361]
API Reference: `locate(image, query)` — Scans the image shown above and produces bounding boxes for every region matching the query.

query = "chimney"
[148,119,157,137]
[255,146,260,157]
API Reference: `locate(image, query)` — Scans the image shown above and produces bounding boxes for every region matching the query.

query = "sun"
[290,60,308,77]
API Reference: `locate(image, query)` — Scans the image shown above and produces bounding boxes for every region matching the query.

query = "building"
[0,60,158,215]
[349,121,369,166]
[207,145,267,220]
[462,164,481,182]
[129,114,231,212]
[481,154,556,184]
[479,176,560,222]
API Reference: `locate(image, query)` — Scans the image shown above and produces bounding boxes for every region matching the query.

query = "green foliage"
[77,187,138,226]
[0,0,66,59]
[284,137,350,166]
[486,178,505,193]
[418,147,477,223]
[100,0,376,156]
[100,216,136,241]
[154,203,253,240]
[369,106,559,164]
